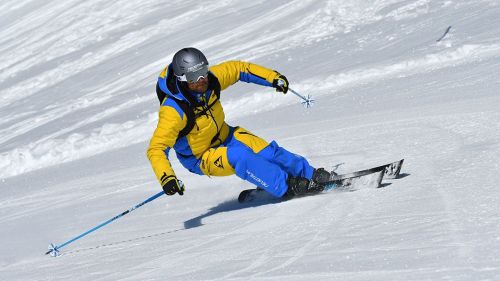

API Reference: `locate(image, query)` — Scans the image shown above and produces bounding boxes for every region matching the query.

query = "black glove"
[272,74,289,94]
[162,176,185,196]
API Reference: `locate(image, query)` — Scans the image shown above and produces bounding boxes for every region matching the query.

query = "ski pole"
[45,190,165,257]
[288,87,314,108]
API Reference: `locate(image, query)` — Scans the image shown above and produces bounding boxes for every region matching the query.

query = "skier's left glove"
[162,177,185,196]
[272,74,289,94]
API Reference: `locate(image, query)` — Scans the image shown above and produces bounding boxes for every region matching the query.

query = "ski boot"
[283,168,334,199]
[284,175,324,199]
[312,167,336,184]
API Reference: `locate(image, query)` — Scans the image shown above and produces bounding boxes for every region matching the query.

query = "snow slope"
[1,0,500,280]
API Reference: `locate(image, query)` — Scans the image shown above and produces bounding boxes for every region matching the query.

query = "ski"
[238,169,384,203]
[238,159,404,203]
[329,159,404,181]
[324,169,384,191]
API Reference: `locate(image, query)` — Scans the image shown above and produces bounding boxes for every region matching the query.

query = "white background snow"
[1,0,500,280]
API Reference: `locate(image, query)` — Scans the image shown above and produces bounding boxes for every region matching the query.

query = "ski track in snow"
[1,0,500,280]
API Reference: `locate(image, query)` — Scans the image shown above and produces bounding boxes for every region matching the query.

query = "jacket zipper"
[202,93,221,145]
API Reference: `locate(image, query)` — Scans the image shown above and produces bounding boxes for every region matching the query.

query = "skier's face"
[187,76,208,93]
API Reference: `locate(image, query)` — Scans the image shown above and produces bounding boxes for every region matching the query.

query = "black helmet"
[172,47,209,83]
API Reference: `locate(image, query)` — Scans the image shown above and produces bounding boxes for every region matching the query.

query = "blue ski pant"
[196,127,314,197]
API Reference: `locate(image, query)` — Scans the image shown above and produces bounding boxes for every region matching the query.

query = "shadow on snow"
[58,198,278,257]
[184,197,280,229]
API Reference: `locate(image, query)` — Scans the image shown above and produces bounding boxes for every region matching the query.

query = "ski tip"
[46,243,60,257]
[384,159,405,179]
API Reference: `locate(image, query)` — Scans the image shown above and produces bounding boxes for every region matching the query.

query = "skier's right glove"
[162,177,185,196]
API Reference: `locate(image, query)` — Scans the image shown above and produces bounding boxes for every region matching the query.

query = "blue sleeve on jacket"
[239,72,273,87]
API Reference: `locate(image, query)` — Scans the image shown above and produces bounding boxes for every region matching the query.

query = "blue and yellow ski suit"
[147,61,314,197]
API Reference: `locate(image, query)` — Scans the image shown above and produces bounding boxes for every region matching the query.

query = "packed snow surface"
[1,0,500,280]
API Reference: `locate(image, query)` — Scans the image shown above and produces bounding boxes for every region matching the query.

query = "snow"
[1,0,500,280]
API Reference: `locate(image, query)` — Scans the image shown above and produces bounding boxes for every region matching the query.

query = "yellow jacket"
[147,60,281,186]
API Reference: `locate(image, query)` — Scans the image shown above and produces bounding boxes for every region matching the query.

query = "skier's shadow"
[184,198,278,229]
[64,198,277,255]
[184,173,412,229]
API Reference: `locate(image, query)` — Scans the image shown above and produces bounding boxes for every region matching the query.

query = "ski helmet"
[172,47,209,83]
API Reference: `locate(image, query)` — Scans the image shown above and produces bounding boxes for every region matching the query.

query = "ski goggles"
[176,64,209,83]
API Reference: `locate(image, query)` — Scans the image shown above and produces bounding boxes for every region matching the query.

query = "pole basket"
[301,94,315,108]
[46,243,60,257]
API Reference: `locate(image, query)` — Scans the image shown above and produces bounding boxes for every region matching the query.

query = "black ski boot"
[312,168,332,184]
[284,175,324,198]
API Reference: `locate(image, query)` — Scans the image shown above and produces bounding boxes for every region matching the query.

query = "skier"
[147,47,331,199]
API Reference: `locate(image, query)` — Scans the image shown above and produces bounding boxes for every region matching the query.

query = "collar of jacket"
[157,64,189,103]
